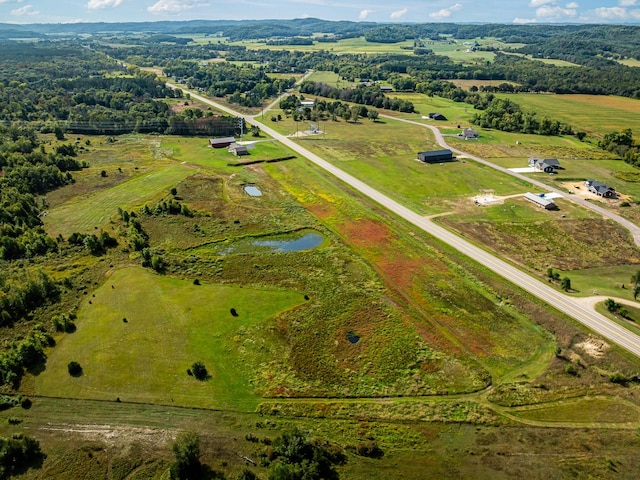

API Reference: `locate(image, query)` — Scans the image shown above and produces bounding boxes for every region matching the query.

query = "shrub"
[67,361,82,377]
[565,364,578,376]
[356,440,384,458]
[190,361,208,381]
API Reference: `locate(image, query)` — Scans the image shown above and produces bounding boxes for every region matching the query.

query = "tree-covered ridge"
[165,61,296,107]
[0,41,241,135]
[0,126,85,261]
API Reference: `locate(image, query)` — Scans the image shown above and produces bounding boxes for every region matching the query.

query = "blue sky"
[1,0,639,25]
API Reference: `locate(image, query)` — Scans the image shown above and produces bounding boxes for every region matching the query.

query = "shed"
[228,143,249,156]
[380,85,393,92]
[300,101,315,107]
[209,137,236,148]
[418,149,455,164]
[524,192,557,210]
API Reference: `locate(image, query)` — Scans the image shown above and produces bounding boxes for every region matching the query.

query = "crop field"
[305,70,357,87]
[495,94,640,137]
[229,37,415,54]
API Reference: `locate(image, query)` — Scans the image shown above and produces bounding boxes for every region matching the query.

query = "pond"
[216,231,325,255]
[244,185,262,197]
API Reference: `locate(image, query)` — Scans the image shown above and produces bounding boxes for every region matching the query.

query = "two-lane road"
[169,83,640,359]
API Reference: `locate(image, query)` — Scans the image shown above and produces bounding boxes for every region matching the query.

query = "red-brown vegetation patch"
[341,218,392,249]
[378,256,424,291]
[307,203,335,219]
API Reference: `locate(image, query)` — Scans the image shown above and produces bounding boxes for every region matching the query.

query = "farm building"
[529,157,560,173]
[428,112,447,121]
[418,149,455,163]
[524,192,557,210]
[585,179,616,198]
[209,137,236,148]
[228,143,249,156]
[461,128,479,140]
[380,85,393,92]
[300,101,315,107]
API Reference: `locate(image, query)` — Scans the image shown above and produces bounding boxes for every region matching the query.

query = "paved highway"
[168,82,640,359]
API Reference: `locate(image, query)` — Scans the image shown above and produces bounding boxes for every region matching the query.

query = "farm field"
[495,93,640,137]
[228,36,415,54]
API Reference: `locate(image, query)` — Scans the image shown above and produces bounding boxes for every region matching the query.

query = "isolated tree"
[67,361,82,377]
[367,110,379,122]
[605,298,618,312]
[250,125,261,137]
[561,277,571,292]
[191,361,208,381]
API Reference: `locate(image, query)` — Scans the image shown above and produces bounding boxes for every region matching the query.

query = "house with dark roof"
[585,179,616,198]
[417,149,455,163]
[529,157,560,173]
[209,137,236,148]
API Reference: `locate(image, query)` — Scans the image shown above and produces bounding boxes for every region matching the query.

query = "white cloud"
[529,0,554,6]
[86,0,123,9]
[358,9,374,20]
[536,4,577,18]
[390,7,408,19]
[593,6,626,18]
[566,2,579,8]
[429,3,462,19]
[148,0,209,14]
[619,0,637,6]
[0,0,26,3]
[11,4,38,15]
[594,6,640,19]
[513,17,538,23]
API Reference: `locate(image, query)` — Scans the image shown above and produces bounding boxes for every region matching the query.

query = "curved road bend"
[386,115,640,247]
[168,83,640,358]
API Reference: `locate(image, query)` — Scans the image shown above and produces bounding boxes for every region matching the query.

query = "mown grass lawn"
[44,163,195,237]
[36,267,305,411]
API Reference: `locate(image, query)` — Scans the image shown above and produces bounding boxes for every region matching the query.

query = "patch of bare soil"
[574,336,610,359]
[40,423,175,449]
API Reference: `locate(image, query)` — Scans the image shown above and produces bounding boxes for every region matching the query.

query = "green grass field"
[495,94,640,137]
[509,397,640,424]
[44,163,195,237]
[228,37,415,54]
[266,108,531,214]
[36,267,304,411]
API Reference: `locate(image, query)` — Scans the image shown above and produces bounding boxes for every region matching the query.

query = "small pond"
[216,231,325,255]
[346,332,361,344]
[244,185,262,197]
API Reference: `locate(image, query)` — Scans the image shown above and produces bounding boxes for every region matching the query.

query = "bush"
[355,440,384,458]
[565,364,578,376]
[190,361,208,381]
[67,361,82,377]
